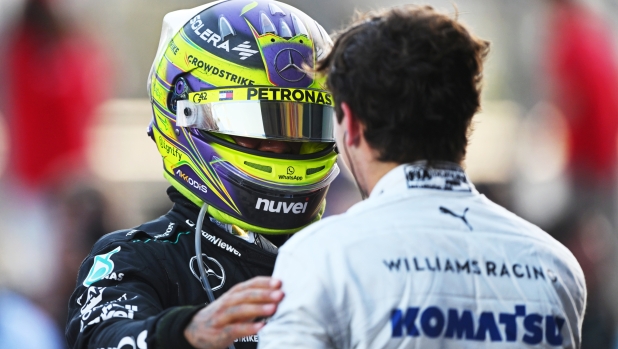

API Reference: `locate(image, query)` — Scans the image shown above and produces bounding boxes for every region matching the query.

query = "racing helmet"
[147,0,339,235]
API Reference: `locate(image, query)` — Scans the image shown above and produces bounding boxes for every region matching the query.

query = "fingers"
[212,278,284,325]
[223,287,284,307]
[185,321,265,349]
[220,276,283,308]
[211,303,278,326]
[184,277,284,349]
[228,276,281,293]
[224,322,266,341]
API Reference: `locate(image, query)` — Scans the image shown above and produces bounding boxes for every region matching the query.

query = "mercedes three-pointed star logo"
[274,48,307,82]
[190,253,226,291]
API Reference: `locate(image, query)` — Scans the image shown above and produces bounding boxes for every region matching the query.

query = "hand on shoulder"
[184,276,283,349]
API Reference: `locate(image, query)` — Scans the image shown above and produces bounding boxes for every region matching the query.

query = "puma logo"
[439,206,472,231]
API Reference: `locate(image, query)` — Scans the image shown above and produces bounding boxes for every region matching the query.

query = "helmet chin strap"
[342,131,369,200]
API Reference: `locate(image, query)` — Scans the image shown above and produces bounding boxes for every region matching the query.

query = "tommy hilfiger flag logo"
[219,90,234,100]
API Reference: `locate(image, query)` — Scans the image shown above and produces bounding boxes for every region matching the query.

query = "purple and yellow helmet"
[147,0,338,234]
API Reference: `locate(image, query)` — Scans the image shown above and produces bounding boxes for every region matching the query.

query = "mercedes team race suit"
[66,188,277,349]
[259,162,587,349]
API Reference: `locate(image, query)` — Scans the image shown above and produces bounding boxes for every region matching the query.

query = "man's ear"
[341,102,362,147]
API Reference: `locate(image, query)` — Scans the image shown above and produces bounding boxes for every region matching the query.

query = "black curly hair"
[317,5,490,164]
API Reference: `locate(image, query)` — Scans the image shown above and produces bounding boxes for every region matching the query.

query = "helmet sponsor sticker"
[181,9,264,68]
[255,198,308,214]
[185,54,256,86]
[189,15,232,53]
[188,87,333,106]
[157,135,184,162]
[176,168,208,194]
[274,48,307,83]
[188,14,259,61]
[168,39,180,56]
[232,41,260,61]
[219,90,234,101]
[83,247,121,287]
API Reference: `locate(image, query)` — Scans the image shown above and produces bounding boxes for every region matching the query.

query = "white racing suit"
[258,162,586,349]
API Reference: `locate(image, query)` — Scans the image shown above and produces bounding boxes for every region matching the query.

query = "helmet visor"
[176,87,335,142]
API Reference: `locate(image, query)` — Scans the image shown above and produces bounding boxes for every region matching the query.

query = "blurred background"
[0,0,618,347]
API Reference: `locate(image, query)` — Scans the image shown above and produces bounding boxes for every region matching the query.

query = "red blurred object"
[547,1,618,183]
[5,0,109,190]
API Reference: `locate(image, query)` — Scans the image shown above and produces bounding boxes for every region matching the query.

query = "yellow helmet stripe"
[179,128,242,214]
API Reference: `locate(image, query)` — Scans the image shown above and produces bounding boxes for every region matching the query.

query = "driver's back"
[259,168,586,349]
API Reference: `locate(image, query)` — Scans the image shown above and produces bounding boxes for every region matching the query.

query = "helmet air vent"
[291,13,309,37]
[315,21,332,58]
[316,22,327,41]
[268,3,286,16]
[244,161,273,173]
[219,16,236,39]
[279,19,293,38]
[306,166,325,176]
[260,12,278,35]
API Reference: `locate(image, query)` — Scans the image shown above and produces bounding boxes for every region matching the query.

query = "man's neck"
[349,149,464,197]
[363,160,399,197]
[348,142,398,197]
